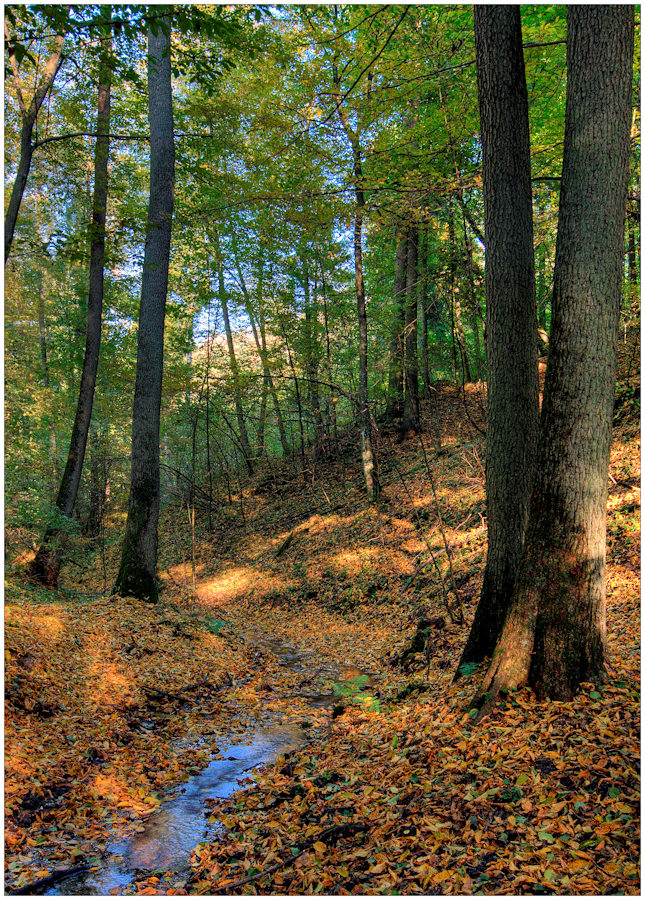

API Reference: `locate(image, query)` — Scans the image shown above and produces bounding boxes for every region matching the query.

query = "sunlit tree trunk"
[30,20,112,587]
[475,5,633,707]
[114,18,174,602]
[457,6,539,671]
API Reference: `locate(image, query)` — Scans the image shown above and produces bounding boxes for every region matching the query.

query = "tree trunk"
[458,6,539,671]
[304,267,324,464]
[37,275,58,477]
[385,228,408,421]
[333,62,378,501]
[475,5,633,707]
[418,226,431,400]
[213,233,254,475]
[30,22,112,587]
[401,226,420,434]
[449,206,472,387]
[235,255,290,457]
[84,427,108,549]
[5,30,64,262]
[114,17,175,603]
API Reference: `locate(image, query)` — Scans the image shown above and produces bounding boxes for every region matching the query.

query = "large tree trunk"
[475,5,633,708]
[30,22,112,587]
[5,29,64,262]
[114,18,175,603]
[385,228,408,422]
[401,226,420,434]
[457,6,539,671]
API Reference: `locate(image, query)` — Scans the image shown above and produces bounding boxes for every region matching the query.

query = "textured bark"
[401,227,420,434]
[30,23,112,587]
[457,6,540,672]
[5,29,64,262]
[475,5,634,706]
[385,229,408,421]
[114,19,174,602]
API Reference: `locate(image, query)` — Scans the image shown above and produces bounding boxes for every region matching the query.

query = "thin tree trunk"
[385,228,408,421]
[401,226,420,434]
[5,27,65,262]
[418,226,431,399]
[318,264,338,451]
[114,17,174,602]
[457,6,539,672]
[304,266,323,463]
[37,275,58,476]
[213,230,253,474]
[235,257,290,456]
[475,5,633,707]
[332,58,378,500]
[448,207,472,386]
[30,21,112,587]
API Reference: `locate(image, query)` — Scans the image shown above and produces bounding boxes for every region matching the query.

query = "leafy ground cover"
[5,385,640,895]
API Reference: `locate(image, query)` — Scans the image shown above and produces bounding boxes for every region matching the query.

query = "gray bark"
[114,18,175,602]
[458,6,539,671]
[476,4,634,706]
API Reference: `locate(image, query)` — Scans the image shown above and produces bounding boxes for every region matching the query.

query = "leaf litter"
[5,385,640,895]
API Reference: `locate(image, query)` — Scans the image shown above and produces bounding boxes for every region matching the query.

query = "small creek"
[47,631,373,895]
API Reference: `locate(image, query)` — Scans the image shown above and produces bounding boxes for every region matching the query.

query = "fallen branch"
[7,864,90,895]
[213,822,366,892]
[141,678,216,703]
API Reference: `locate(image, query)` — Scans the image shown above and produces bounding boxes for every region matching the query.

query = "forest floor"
[5,384,640,895]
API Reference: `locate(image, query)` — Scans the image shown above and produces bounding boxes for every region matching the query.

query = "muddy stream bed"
[45,631,373,895]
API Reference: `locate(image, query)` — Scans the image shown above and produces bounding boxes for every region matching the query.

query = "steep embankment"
[5,384,639,895]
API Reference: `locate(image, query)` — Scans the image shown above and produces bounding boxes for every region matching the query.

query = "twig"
[141,678,216,703]
[7,864,90,895]
[212,822,365,892]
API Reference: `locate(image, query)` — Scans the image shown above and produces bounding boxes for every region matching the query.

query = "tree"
[4,13,65,262]
[385,228,408,422]
[29,15,113,588]
[457,7,539,671]
[475,4,634,708]
[114,15,175,602]
[401,226,420,434]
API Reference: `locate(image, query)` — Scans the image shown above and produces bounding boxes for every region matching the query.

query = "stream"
[46,631,373,896]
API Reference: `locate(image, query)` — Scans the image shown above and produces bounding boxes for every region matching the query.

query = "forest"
[4,3,641,896]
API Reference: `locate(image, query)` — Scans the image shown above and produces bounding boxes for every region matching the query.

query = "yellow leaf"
[313,841,326,853]
[433,870,453,883]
